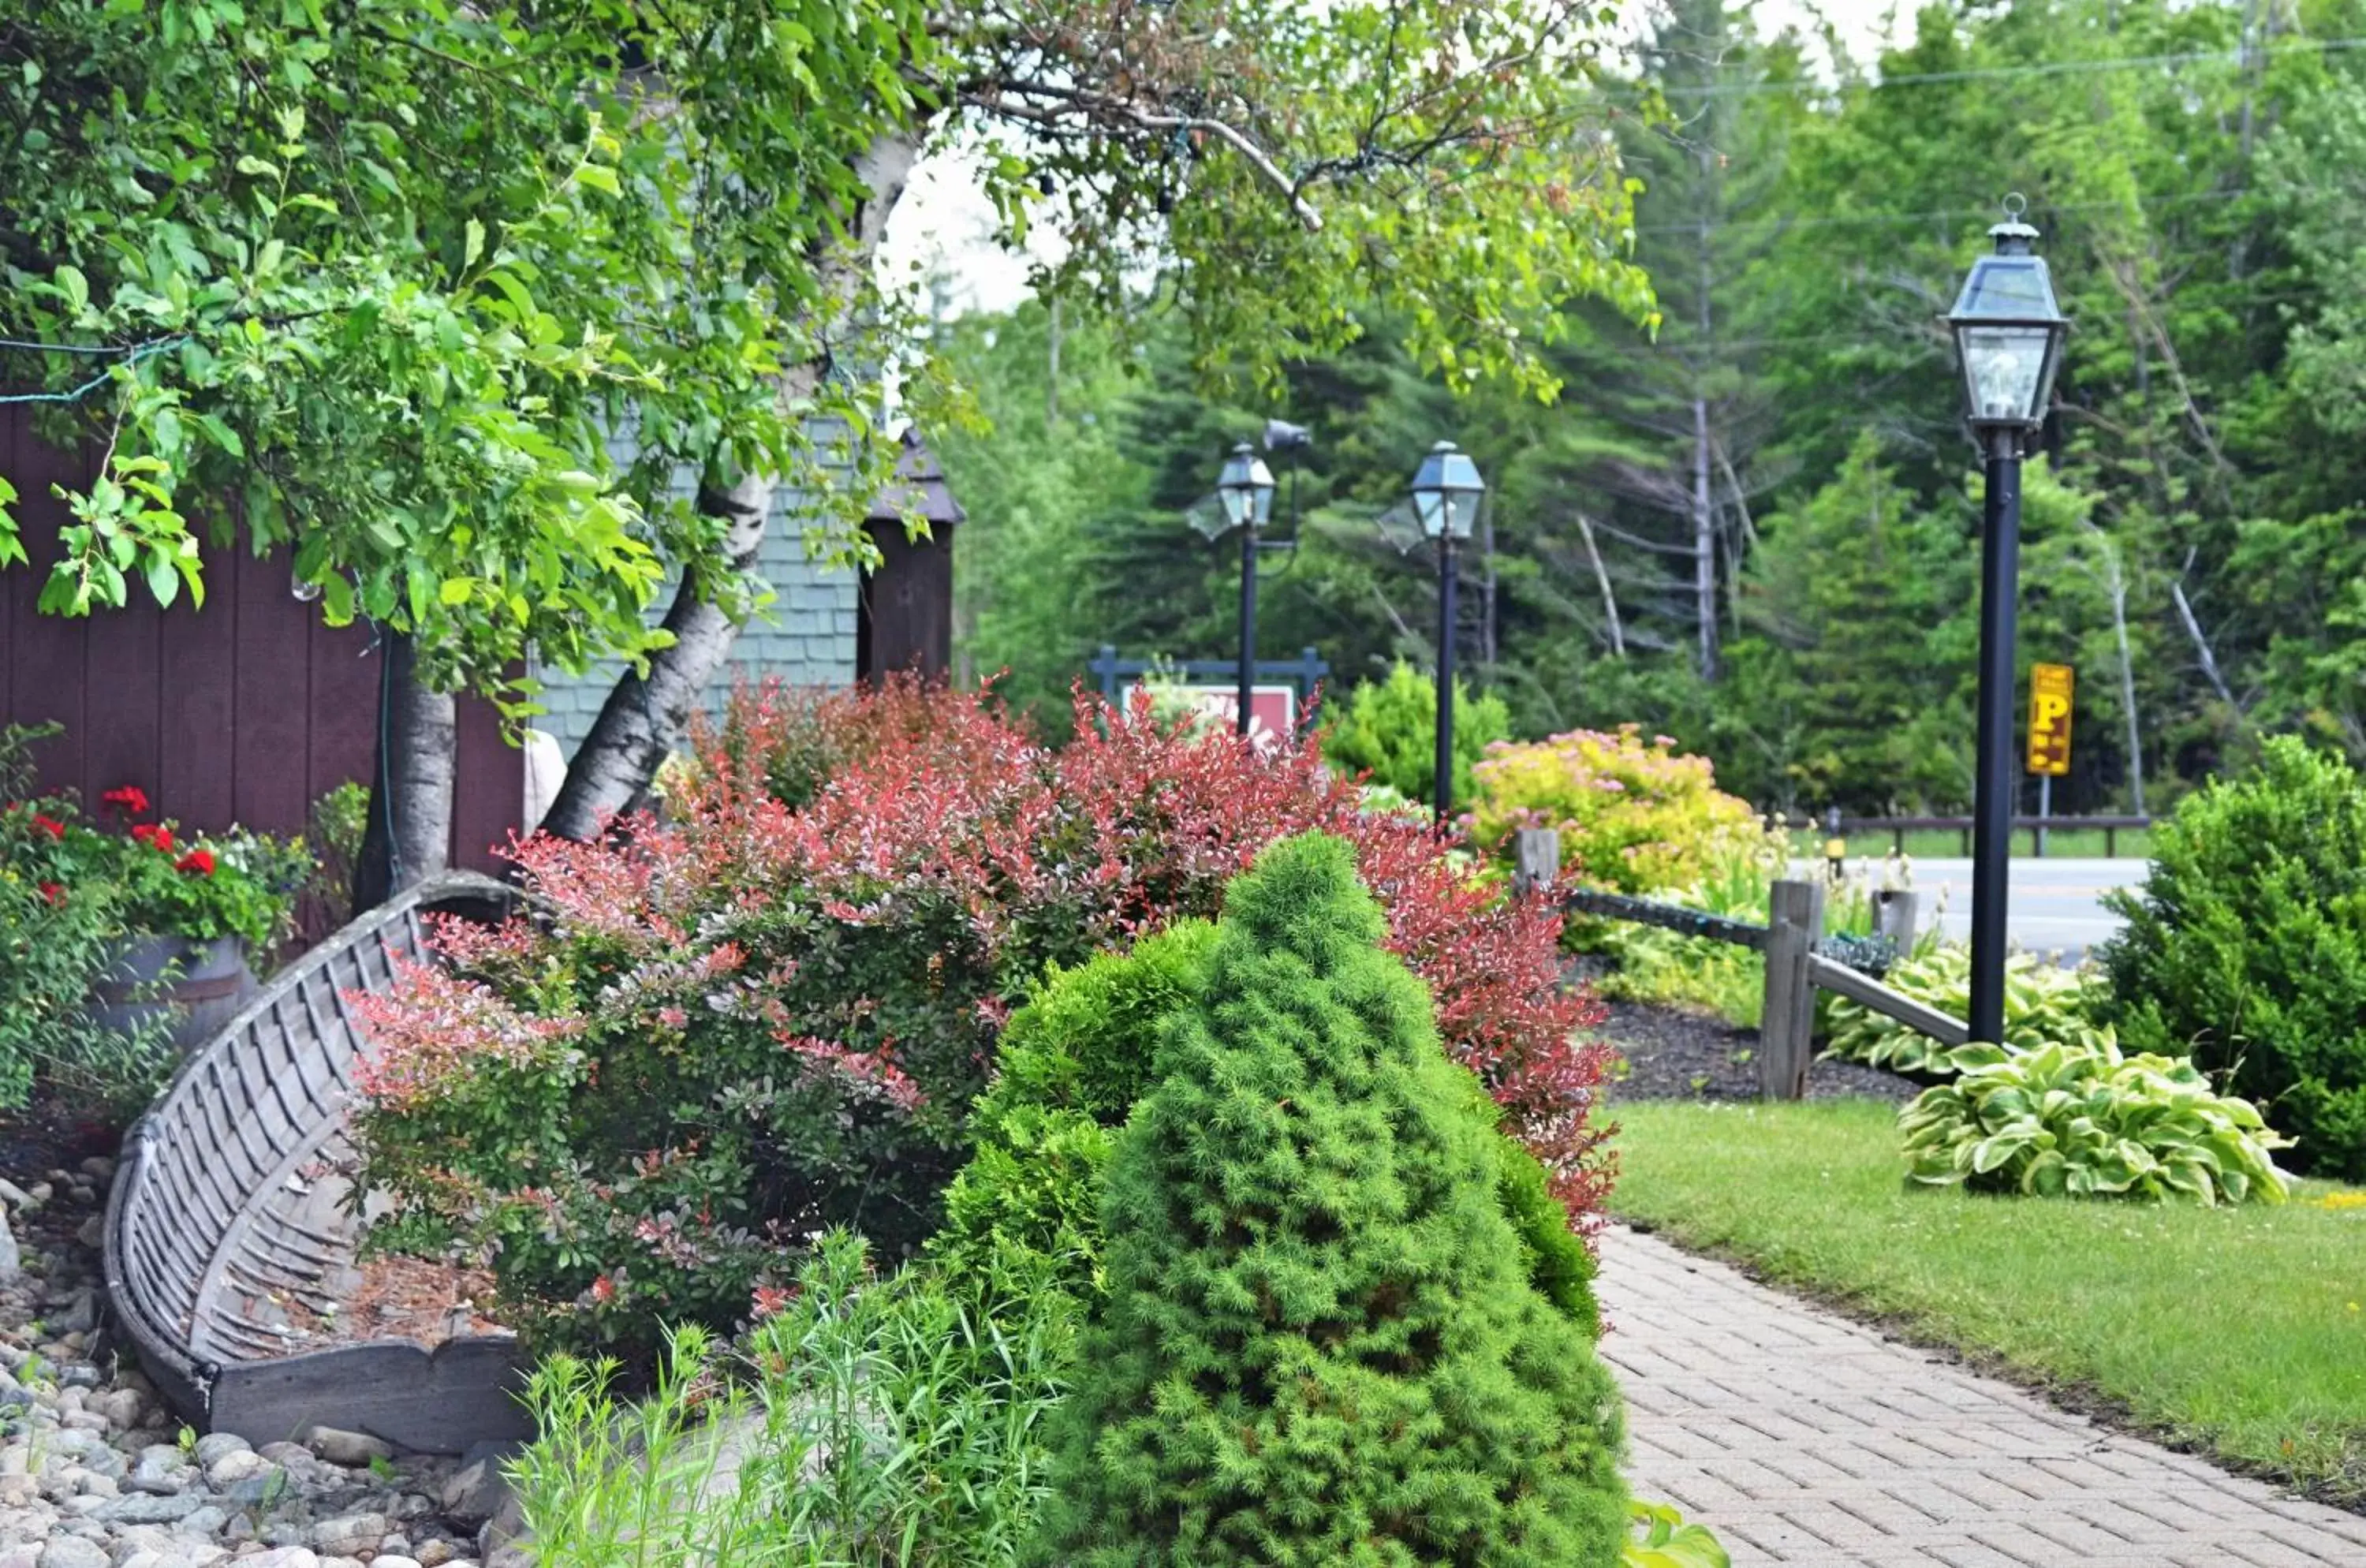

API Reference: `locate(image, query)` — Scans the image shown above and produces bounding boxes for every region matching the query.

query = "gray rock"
[255,1442,310,1466]
[0,1182,29,1209]
[109,1528,182,1559]
[114,1553,185,1568]
[129,1444,187,1482]
[412,1544,457,1568]
[203,1450,268,1488]
[437,1461,506,1525]
[59,1412,106,1434]
[308,1513,387,1556]
[98,1491,207,1525]
[0,1210,20,1280]
[237,1553,319,1568]
[0,1475,32,1508]
[372,1559,423,1568]
[191,1434,248,1469]
[72,1470,118,1499]
[72,1217,100,1252]
[178,1506,226,1537]
[50,1290,94,1337]
[298,1429,391,1469]
[217,1472,286,1508]
[58,1494,108,1518]
[317,1560,365,1568]
[56,1364,102,1391]
[77,1157,112,1183]
[97,1390,147,1432]
[35,1540,107,1568]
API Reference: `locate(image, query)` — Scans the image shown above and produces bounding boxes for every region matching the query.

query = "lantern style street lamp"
[1215,442,1278,737]
[1410,440,1487,824]
[1948,196,2068,1046]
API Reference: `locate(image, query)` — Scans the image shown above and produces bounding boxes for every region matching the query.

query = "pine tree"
[1034,832,1627,1568]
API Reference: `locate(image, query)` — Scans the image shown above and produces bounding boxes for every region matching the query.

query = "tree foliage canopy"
[943,0,2366,813]
[2,0,1651,713]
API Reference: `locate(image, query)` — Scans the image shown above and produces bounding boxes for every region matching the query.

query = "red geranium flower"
[130,823,176,853]
[589,1275,617,1305]
[29,815,64,841]
[101,786,149,818]
[36,882,64,906]
[176,849,216,876]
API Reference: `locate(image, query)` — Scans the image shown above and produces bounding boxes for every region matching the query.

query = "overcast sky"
[878,0,1912,318]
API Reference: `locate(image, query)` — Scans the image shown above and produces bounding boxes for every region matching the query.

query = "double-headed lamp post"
[1946,196,2069,1045]
[1215,442,1278,738]
[1410,440,1487,825]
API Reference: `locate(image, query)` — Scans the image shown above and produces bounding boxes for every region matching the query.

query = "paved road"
[1901,857,2145,963]
[1601,1226,2366,1567]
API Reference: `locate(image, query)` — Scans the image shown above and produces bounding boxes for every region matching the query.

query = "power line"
[1666,32,2366,98]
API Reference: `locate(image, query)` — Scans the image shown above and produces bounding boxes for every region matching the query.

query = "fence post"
[1512,829,1562,897]
[1872,889,1920,949]
[1092,645,1120,701]
[1760,879,1826,1101]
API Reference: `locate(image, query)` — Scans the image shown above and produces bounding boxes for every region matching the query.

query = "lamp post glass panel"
[1411,440,1485,823]
[1216,442,1277,737]
[1947,197,2069,1045]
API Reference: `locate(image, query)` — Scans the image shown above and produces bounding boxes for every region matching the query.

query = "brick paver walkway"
[1599,1225,2366,1566]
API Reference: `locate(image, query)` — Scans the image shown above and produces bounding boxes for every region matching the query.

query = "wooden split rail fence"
[1513,828,1969,1100]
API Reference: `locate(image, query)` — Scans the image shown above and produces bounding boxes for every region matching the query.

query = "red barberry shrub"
[349,680,1613,1361]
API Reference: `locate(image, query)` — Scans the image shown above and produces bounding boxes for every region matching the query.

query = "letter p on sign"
[2027,663,2074,777]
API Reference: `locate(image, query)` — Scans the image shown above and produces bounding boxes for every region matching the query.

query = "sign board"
[1134,684,1299,741]
[2027,663,2073,776]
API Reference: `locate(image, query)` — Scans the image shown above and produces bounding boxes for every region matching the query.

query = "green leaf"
[144,552,181,608]
[54,264,88,312]
[465,218,486,269]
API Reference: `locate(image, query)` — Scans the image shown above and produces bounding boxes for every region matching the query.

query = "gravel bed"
[0,1124,524,1568]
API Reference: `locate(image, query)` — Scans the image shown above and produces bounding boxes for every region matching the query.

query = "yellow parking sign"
[2027,663,2073,776]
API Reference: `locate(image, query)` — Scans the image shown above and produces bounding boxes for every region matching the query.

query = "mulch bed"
[1584,987,1920,1104]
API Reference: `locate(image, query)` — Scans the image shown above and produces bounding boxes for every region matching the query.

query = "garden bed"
[1608,1097,2366,1510]
[1588,984,1917,1103]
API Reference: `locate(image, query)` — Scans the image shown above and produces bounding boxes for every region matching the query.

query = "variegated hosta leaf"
[1900,1028,2293,1206]
[1826,945,2107,1076]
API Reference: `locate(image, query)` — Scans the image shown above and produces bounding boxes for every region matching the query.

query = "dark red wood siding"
[0,411,520,872]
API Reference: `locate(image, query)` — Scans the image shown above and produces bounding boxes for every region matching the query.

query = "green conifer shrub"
[935,917,1599,1333]
[1033,832,1627,1566]
[2100,737,2366,1178]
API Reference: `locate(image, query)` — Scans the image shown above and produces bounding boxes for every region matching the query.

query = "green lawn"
[1608,1097,2366,1504]
[1792,826,2154,861]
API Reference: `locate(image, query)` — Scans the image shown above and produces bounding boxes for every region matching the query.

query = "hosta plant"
[1899,1031,2292,1205]
[1623,1500,1730,1568]
[1827,945,2107,1075]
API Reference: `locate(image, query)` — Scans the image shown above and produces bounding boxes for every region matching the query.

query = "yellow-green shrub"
[1469,725,1756,894]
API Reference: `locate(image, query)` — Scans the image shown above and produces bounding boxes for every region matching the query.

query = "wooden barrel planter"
[88,934,260,1056]
[101,872,539,1454]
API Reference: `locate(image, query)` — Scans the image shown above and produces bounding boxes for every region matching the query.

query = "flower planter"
[89,933,260,1056]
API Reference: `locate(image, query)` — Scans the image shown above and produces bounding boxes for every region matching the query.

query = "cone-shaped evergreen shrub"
[1035,832,1627,1567]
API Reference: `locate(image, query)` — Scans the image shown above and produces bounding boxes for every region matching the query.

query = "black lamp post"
[1947,196,2069,1045]
[1410,440,1487,825]
[1215,442,1277,737]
